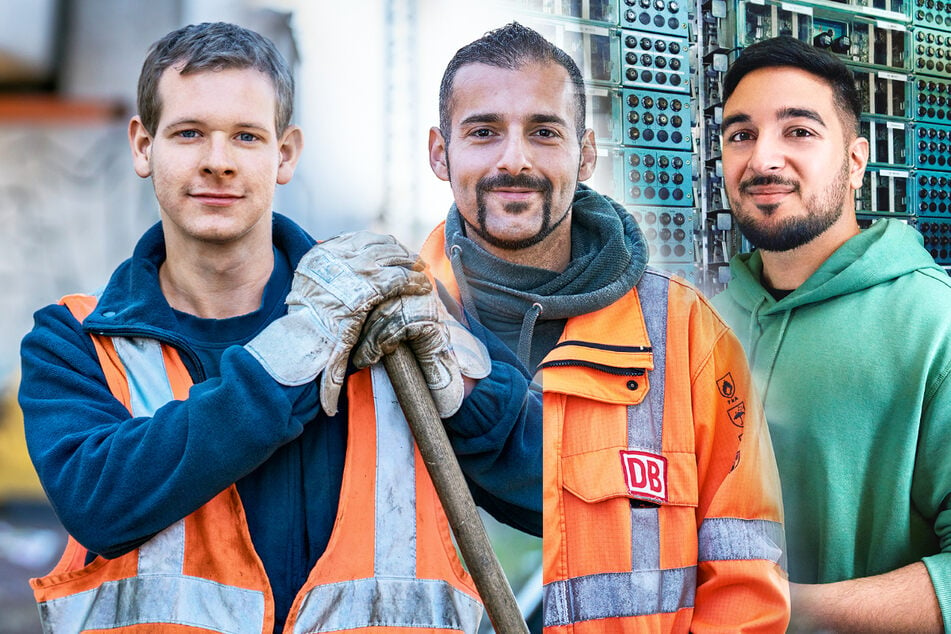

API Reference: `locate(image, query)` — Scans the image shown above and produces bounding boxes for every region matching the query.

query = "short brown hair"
[137,22,294,136]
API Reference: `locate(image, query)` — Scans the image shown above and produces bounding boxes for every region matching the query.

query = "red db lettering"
[620,450,668,504]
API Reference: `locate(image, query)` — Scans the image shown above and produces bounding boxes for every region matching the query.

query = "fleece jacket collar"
[80,212,315,346]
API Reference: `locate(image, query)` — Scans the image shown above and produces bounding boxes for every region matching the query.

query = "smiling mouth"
[746,186,794,195]
[490,188,538,201]
[191,193,242,206]
[746,188,794,202]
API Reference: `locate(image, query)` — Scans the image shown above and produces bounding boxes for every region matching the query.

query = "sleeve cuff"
[923,553,951,631]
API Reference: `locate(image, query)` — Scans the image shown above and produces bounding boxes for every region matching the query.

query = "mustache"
[739,174,800,194]
[476,173,553,193]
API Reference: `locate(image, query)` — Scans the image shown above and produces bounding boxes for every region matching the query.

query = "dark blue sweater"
[19,214,540,630]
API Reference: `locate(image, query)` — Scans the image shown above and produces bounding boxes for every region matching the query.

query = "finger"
[423,350,464,417]
[319,346,350,416]
[352,332,384,369]
[377,269,432,299]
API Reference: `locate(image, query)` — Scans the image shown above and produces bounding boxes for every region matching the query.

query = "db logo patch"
[620,450,668,504]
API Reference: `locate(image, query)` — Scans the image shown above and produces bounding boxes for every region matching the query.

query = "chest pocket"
[562,445,698,508]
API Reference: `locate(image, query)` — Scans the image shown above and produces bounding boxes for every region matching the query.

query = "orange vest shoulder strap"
[59,293,132,412]
[420,222,462,304]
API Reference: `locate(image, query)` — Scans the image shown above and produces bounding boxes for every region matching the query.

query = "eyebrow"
[163,118,271,132]
[721,107,827,131]
[457,113,570,128]
[779,106,826,127]
[459,113,502,127]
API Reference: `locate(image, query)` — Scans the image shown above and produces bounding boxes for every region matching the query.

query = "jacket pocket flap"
[562,447,698,507]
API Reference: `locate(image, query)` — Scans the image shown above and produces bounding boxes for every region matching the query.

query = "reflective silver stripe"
[543,567,697,626]
[38,571,266,634]
[630,507,661,571]
[38,335,265,633]
[110,337,188,576]
[111,337,175,418]
[629,270,669,456]
[138,519,186,575]
[370,364,417,577]
[628,271,670,573]
[294,578,482,633]
[698,517,785,564]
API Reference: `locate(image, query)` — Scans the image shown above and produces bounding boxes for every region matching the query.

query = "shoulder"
[638,267,731,333]
[874,268,951,327]
[21,301,101,380]
[420,222,449,262]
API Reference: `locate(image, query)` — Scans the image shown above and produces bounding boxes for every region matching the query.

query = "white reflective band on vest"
[37,575,266,634]
[38,336,266,633]
[294,577,483,633]
[698,517,785,564]
[292,365,483,633]
[544,568,697,626]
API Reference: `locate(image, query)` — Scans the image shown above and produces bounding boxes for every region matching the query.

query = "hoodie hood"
[725,219,942,315]
[714,217,946,404]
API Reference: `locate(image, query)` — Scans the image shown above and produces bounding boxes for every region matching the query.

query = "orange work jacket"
[422,223,789,632]
[31,293,483,633]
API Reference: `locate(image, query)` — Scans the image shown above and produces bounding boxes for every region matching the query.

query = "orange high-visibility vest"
[421,223,788,633]
[31,293,483,634]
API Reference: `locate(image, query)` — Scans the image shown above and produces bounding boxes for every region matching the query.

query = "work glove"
[246,231,432,415]
[352,290,491,418]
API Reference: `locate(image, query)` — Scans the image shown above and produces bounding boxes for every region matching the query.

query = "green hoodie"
[712,219,951,627]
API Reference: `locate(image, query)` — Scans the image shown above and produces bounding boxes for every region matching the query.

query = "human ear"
[848,135,869,190]
[128,116,153,178]
[277,125,304,185]
[429,127,450,182]
[577,128,598,182]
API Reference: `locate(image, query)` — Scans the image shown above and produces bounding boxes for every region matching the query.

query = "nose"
[496,133,532,174]
[747,135,785,174]
[201,134,235,177]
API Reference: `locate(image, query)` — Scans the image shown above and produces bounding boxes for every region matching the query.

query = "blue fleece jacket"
[19,213,540,630]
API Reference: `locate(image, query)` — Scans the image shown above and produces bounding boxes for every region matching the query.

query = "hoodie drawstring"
[448,241,545,370]
[448,244,482,324]
[517,303,544,369]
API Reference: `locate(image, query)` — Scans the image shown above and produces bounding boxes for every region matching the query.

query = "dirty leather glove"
[246,231,432,415]
[353,291,491,417]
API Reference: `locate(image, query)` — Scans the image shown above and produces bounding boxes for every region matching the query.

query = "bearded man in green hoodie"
[713,35,951,632]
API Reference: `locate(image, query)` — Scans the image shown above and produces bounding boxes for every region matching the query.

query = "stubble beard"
[730,159,851,253]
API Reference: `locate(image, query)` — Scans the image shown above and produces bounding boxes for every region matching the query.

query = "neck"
[759,212,860,291]
[471,219,572,273]
[160,232,274,320]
